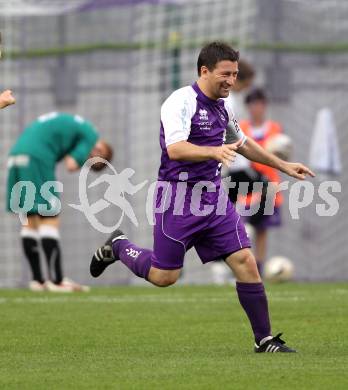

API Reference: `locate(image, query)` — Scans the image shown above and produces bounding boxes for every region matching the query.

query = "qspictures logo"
[9,157,341,232]
[69,157,148,233]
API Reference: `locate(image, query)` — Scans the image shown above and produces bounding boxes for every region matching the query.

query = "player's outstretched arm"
[278,161,315,180]
[167,138,243,166]
[238,137,315,180]
[0,89,15,109]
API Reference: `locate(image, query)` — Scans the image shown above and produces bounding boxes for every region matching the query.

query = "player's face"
[203,60,239,99]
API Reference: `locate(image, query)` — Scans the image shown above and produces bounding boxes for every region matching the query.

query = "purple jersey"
[157,82,246,185]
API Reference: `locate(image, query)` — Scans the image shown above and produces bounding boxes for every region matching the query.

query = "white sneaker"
[61,277,90,292]
[45,280,74,293]
[28,280,46,292]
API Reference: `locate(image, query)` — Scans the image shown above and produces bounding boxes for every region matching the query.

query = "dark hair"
[237,59,255,82]
[197,41,239,76]
[245,87,267,104]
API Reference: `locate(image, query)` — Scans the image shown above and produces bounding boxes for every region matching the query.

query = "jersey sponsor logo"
[199,121,213,131]
[198,110,212,131]
[125,248,142,259]
[199,108,209,121]
[198,124,212,131]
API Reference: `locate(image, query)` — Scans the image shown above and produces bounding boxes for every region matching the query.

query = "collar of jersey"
[192,82,221,105]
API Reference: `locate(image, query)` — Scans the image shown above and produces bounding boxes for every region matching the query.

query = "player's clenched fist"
[213,138,243,167]
[0,89,16,109]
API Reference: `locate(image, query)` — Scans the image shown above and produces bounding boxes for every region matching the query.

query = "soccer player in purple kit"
[90,42,314,353]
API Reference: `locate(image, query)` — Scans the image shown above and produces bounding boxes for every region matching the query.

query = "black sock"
[41,238,63,284]
[21,237,44,283]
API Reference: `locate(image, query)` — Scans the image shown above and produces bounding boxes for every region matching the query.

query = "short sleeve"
[160,87,196,147]
[223,96,247,145]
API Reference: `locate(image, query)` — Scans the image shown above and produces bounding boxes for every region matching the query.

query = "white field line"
[332,289,348,295]
[0,293,307,304]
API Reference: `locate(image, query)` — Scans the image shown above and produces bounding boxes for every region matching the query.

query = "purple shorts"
[151,181,251,270]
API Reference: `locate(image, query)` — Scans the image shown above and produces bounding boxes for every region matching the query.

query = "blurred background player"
[6,111,113,292]
[229,88,287,276]
[0,32,15,109]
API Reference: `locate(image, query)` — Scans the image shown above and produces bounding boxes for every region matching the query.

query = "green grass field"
[1,283,348,390]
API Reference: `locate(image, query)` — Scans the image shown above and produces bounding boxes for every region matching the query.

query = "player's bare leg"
[147,267,181,287]
[225,248,260,283]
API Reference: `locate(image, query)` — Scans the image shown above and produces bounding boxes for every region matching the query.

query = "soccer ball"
[265,134,293,161]
[264,256,294,282]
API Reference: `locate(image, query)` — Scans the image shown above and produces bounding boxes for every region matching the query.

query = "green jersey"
[10,112,98,166]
